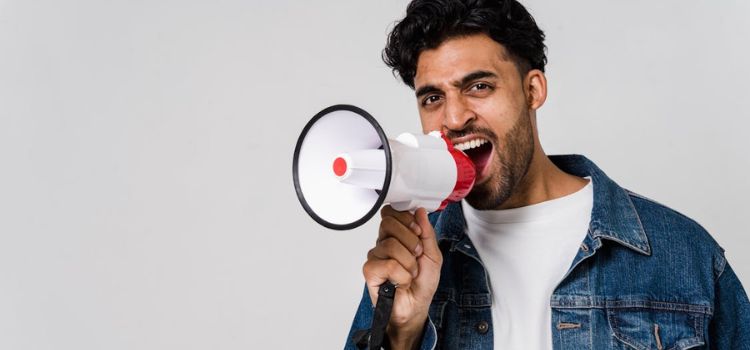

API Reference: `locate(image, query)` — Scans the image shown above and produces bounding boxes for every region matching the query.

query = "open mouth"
[453,138,493,180]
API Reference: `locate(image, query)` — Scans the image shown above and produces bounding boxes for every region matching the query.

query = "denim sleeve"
[344,285,437,350]
[709,261,750,349]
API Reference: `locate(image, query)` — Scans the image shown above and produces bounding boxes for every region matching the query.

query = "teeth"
[454,138,488,151]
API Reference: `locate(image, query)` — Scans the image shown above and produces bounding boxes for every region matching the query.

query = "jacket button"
[476,320,489,334]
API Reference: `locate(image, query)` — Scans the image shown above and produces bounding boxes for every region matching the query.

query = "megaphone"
[293,104,476,230]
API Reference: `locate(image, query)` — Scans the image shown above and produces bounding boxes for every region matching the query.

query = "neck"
[496,136,587,210]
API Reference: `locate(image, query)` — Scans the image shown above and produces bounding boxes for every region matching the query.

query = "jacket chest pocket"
[606,307,707,350]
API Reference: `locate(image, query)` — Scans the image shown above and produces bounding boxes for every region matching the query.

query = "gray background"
[1,0,748,349]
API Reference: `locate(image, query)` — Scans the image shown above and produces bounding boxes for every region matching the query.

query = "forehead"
[414,34,514,87]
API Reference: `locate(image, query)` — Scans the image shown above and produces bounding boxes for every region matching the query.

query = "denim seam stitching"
[550,300,713,315]
[604,301,712,314]
[588,307,593,349]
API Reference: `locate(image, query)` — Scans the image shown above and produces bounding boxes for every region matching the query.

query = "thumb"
[414,208,441,261]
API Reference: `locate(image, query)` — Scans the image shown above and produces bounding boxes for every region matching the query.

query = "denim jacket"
[345,154,750,349]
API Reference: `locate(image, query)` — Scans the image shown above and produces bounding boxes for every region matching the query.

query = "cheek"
[472,91,524,131]
[474,106,514,134]
[419,114,442,133]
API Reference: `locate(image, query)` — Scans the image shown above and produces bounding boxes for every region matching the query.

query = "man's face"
[413,33,536,210]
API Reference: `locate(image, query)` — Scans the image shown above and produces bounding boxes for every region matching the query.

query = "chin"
[464,170,513,210]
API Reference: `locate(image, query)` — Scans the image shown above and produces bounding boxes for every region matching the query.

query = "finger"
[362,258,414,304]
[381,205,422,236]
[378,216,423,257]
[414,208,442,263]
[367,238,419,278]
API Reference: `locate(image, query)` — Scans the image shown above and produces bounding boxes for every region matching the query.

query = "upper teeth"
[454,138,488,151]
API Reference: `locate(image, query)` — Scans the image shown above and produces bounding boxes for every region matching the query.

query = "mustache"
[445,127,498,143]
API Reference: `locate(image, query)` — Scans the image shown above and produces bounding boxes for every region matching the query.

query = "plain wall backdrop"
[1,0,748,349]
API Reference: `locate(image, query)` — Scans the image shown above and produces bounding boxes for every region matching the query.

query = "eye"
[471,82,491,91]
[422,95,442,106]
[466,82,495,97]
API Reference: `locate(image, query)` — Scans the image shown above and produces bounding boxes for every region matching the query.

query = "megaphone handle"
[369,281,397,349]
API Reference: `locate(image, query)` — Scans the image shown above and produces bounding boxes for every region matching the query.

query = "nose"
[443,95,476,132]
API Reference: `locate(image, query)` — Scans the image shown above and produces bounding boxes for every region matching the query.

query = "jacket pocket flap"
[607,308,706,350]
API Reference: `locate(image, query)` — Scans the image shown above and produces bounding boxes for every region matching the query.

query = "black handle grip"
[369,281,397,349]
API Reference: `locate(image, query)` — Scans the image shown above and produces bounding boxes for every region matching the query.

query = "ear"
[524,69,547,111]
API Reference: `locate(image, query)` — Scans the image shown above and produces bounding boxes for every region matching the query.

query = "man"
[345,0,750,349]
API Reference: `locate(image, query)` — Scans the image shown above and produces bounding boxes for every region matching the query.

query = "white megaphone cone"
[293,104,476,230]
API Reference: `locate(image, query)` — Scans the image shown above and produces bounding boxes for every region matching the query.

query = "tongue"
[465,143,492,173]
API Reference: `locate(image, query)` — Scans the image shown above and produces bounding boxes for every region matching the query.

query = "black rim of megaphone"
[292,104,392,230]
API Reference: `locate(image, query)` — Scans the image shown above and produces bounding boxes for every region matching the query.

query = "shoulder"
[625,189,716,247]
[625,189,727,280]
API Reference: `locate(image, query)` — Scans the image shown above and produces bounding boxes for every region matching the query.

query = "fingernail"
[410,221,422,235]
[414,243,423,257]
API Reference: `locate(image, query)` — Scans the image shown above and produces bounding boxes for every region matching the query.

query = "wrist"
[386,316,427,350]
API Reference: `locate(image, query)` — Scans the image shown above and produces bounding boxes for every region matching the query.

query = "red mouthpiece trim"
[439,134,476,210]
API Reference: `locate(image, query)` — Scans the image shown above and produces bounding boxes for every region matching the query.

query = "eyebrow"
[415,70,498,98]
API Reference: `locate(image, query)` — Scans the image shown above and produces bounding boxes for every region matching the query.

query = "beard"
[461,109,535,210]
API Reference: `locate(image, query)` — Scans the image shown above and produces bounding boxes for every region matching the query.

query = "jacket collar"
[432,154,651,255]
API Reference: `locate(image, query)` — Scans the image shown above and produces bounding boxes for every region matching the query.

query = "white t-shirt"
[462,179,593,350]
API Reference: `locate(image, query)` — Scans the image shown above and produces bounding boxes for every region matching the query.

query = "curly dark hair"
[383,0,547,88]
